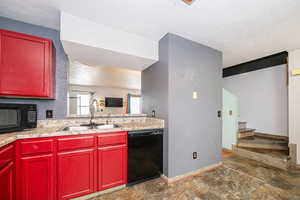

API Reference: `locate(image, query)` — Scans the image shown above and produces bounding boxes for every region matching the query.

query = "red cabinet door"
[0,144,14,171]
[57,149,94,200]
[0,29,54,98]
[0,161,14,200]
[98,145,127,190]
[19,154,55,200]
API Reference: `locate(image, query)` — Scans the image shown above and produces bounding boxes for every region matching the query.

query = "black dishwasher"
[127,129,163,186]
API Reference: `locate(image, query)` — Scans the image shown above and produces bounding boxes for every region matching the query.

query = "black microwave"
[0,103,37,134]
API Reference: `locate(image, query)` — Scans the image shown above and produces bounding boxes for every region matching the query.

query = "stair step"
[239,128,256,133]
[238,135,288,150]
[239,135,288,144]
[238,121,247,130]
[254,132,288,141]
[238,128,255,139]
[237,142,288,150]
[232,145,290,170]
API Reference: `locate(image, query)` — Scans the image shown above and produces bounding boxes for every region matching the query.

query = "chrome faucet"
[89,92,98,125]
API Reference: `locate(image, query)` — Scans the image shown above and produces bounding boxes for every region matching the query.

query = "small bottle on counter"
[152,110,156,118]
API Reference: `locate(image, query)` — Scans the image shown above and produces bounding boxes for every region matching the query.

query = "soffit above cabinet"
[60,12,158,71]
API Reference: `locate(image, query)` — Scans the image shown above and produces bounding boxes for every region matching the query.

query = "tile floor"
[91,154,300,200]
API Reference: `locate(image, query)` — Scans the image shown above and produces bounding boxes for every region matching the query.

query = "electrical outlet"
[46,110,53,119]
[193,152,197,159]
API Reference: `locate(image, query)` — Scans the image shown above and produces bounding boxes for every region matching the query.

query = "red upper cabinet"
[0,29,55,99]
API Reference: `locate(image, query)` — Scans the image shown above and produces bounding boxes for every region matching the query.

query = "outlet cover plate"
[46,110,53,119]
[193,152,197,159]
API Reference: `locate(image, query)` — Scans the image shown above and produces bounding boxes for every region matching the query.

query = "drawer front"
[20,139,54,155]
[58,136,95,152]
[98,132,127,147]
[0,144,14,169]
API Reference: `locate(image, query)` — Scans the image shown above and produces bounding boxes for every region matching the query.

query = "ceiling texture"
[1,0,300,67]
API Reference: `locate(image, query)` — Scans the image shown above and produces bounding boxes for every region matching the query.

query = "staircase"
[233,122,290,170]
[237,122,255,139]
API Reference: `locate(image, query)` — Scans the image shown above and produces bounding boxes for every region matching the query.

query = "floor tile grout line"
[222,164,297,196]
[223,165,266,184]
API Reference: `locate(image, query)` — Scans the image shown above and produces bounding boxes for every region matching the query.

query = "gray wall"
[142,34,170,176]
[223,65,288,136]
[142,33,222,178]
[0,17,69,120]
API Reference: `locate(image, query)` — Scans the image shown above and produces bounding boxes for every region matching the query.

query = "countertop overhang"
[0,117,164,148]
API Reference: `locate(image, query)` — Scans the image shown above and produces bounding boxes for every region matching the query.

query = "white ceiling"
[1,0,300,67]
[60,13,158,71]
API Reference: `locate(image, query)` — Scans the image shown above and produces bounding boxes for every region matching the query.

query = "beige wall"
[69,61,141,90]
[288,49,300,164]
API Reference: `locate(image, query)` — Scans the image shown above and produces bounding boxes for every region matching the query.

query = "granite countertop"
[0,118,164,148]
[67,113,147,118]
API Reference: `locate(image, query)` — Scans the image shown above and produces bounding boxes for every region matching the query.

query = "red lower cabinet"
[19,154,55,200]
[57,149,94,200]
[98,145,127,190]
[0,161,14,200]
[12,132,128,200]
[0,143,15,200]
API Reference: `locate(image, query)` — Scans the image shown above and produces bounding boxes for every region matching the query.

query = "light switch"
[292,69,300,76]
[192,92,198,99]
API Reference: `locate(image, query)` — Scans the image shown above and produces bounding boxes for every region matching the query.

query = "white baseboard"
[71,185,126,200]
[161,162,222,184]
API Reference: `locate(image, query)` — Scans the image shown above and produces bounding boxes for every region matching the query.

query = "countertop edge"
[0,126,164,148]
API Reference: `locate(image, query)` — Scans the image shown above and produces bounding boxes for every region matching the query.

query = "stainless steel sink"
[61,126,91,131]
[95,124,119,129]
[80,123,105,127]
[60,124,120,131]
